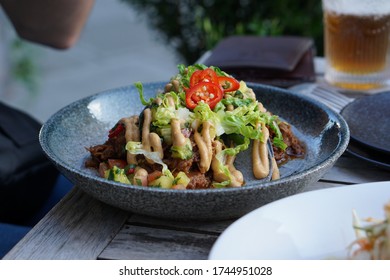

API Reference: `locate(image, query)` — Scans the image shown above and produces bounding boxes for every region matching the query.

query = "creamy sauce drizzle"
[211,141,244,187]
[193,120,213,173]
[252,122,270,179]
[120,115,140,164]
[142,108,163,164]
[171,118,187,147]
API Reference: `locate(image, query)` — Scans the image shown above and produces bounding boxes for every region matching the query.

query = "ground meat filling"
[162,136,213,189]
[163,136,197,171]
[270,122,305,165]
[185,171,213,189]
[84,122,127,168]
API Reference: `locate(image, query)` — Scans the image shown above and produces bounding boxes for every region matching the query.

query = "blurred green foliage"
[121,0,324,63]
[10,38,40,95]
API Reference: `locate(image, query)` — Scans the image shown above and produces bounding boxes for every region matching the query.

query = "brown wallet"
[202,35,316,88]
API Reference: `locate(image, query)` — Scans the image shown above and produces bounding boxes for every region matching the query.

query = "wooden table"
[3,58,390,260]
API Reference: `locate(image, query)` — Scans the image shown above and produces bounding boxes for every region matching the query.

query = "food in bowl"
[84,64,305,189]
[349,200,390,260]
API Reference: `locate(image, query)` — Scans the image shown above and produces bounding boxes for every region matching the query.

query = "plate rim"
[346,140,390,170]
[208,180,390,260]
[341,91,390,155]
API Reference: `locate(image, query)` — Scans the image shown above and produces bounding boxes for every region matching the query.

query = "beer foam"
[323,0,390,15]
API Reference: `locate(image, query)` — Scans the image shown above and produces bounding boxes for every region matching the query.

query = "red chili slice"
[218,76,240,92]
[190,68,219,87]
[108,122,125,138]
[185,81,223,110]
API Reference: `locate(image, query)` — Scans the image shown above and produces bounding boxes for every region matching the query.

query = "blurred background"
[0,0,323,123]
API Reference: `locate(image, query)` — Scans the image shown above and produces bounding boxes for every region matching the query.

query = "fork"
[310,85,354,112]
[290,83,354,112]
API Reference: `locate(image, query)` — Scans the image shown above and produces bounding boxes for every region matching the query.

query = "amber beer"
[325,12,390,73]
[323,1,390,90]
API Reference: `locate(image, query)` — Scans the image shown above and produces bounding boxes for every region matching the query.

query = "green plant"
[121,0,324,64]
[10,38,40,95]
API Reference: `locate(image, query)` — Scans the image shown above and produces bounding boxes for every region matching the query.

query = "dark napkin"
[203,35,316,88]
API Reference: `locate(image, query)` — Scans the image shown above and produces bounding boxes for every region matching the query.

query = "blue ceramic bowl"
[39,82,349,221]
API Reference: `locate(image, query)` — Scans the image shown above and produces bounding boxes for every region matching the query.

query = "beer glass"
[322,0,390,90]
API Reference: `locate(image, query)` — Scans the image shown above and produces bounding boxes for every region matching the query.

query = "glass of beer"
[322,0,390,90]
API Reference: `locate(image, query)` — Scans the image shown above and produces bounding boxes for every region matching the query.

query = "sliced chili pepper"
[185,92,198,109]
[185,81,223,110]
[190,68,219,87]
[108,122,125,138]
[218,76,240,92]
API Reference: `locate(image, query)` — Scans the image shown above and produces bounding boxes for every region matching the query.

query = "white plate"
[209,181,390,260]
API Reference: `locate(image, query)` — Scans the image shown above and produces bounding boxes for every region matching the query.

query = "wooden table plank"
[97,215,235,260]
[3,187,129,260]
[98,224,218,260]
[127,215,235,234]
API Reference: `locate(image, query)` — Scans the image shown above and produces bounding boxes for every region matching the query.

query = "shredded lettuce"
[222,96,253,108]
[152,92,192,129]
[191,101,224,136]
[212,138,250,188]
[135,81,155,106]
[266,117,287,150]
[125,141,173,179]
[153,106,176,127]
[221,102,263,141]
[171,138,193,160]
